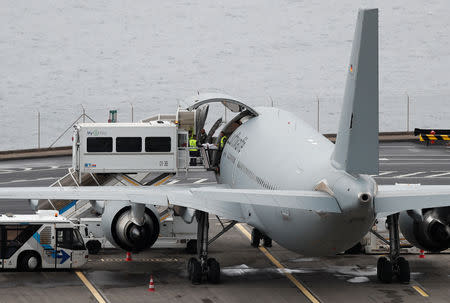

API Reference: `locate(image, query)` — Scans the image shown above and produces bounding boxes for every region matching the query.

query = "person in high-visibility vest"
[219,132,228,150]
[189,135,200,166]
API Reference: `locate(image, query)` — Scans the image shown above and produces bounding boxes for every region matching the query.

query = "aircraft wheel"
[377,256,386,281]
[186,240,197,254]
[187,257,197,280]
[86,240,101,255]
[263,235,272,247]
[396,257,410,283]
[19,251,41,272]
[190,258,202,285]
[251,228,262,247]
[378,257,393,283]
[207,258,220,284]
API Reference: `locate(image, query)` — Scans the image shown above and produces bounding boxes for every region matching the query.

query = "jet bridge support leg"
[187,211,220,284]
[377,213,410,283]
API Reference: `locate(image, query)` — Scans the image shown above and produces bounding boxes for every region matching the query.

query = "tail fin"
[331,8,379,175]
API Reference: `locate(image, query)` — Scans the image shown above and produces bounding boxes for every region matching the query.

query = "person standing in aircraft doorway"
[219,131,228,150]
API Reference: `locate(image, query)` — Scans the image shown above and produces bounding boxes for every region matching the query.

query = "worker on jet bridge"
[189,135,200,166]
[199,128,207,144]
[219,131,228,150]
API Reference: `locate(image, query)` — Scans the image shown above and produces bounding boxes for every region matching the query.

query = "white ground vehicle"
[0,210,88,271]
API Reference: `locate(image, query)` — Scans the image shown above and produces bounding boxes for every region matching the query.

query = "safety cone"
[419,249,425,259]
[126,252,132,261]
[148,275,155,292]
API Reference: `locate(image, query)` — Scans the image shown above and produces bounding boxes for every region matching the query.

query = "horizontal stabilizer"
[375,185,450,216]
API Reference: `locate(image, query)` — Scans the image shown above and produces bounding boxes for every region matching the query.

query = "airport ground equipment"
[414,128,450,143]
[0,210,88,271]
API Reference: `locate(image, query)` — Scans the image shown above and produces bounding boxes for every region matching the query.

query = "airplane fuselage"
[219,107,377,256]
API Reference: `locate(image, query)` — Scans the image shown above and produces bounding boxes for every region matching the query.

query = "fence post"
[316,96,320,132]
[130,103,134,122]
[37,111,41,149]
[406,93,410,132]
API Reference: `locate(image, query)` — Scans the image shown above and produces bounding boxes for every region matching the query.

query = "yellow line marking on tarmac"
[412,285,429,297]
[75,271,107,303]
[235,224,320,303]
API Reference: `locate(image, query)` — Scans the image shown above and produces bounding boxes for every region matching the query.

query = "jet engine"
[101,201,160,252]
[399,207,450,252]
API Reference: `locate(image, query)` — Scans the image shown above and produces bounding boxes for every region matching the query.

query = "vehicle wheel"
[396,257,410,283]
[379,258,393,283]
[345,242,363,254]
[186,240,197,254]
[207,258,220,284]
[190,258,202,285]
[86,240,101,255]
[251,228,262,248]
[263,235,272,248]
[19,252,41,272]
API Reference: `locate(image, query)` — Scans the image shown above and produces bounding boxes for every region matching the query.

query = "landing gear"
[251,228,272,247]
[186,211,221,284]
[376,213,411,283]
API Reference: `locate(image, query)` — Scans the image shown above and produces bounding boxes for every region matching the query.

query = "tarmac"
[0,141,449,302]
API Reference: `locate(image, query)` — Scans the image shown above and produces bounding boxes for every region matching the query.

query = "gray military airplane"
[1,8,450,285]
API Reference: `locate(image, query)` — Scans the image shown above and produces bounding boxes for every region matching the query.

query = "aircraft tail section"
[331,8,379,175]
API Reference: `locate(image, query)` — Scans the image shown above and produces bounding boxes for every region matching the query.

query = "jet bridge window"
[116,137,142,152]
[87,137,113,152]
[145,137,171,152]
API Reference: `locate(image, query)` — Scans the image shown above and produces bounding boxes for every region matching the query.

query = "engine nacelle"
[399,207,450,252]
[101,201,160,252]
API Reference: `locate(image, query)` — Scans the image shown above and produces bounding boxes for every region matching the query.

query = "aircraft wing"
[0,186,341,222]
[374,185,450,217]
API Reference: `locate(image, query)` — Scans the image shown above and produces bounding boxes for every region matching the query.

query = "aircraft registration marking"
[235,224,321,303]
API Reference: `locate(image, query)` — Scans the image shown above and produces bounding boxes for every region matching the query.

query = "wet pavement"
[0,142,449,302]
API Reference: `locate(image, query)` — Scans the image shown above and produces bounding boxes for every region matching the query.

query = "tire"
[187,257,197,280]
[380,259,393,283]
[19,251,41,272]
[345,242,363,254]
[377,257,387,281]
[207,258,220,284]
[263,235,272,248]
[190,259,202,285]
[251,228,262,248]
[186,240,197,254]
[86,240,101,255]
[396,257,410,283]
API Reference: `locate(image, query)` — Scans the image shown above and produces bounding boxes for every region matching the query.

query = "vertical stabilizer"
[331,8,379,175]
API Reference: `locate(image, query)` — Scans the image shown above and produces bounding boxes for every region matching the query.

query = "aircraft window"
[145,137,171,152]
[87,137,113,152]
[1,225,41,259]
[116,137,142,152]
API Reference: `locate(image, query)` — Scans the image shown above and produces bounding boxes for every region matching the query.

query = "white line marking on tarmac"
[394,172,426,178]
[379,158,389,161]
[0,177,57,185]
[166,179,180,185]
[378,171,396,176]
[0,167,67,175]
[425,172,450,178]
[193,178,208,184]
